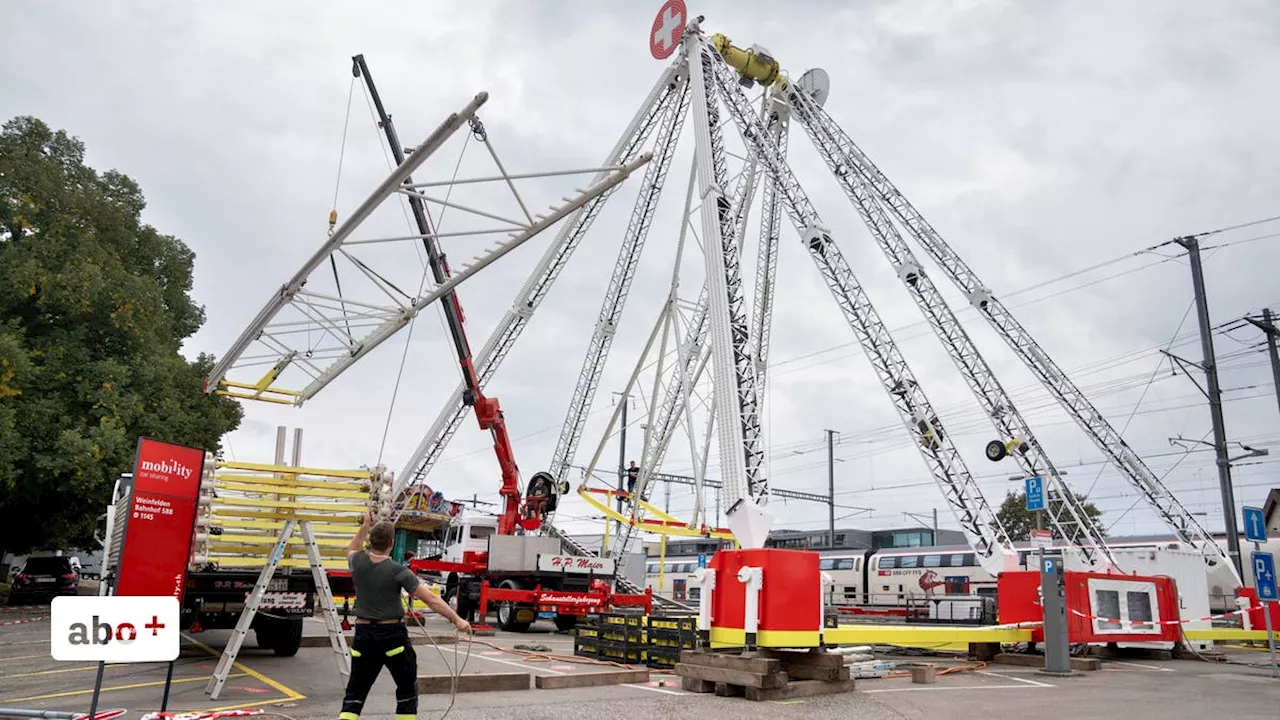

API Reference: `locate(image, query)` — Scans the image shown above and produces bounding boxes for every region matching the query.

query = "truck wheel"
[496,580,532,633]
[255,617,303,657]
[553,614,578,632]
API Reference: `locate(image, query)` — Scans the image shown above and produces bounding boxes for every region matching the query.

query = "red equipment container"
[708,548,823,647]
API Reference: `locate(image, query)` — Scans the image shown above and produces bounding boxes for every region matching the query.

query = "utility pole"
[825,429,837,548]
[1173,235,1243,580]
[1245,308,1280,418]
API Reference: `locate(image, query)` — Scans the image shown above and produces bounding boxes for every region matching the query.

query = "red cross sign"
[650,0,687,60]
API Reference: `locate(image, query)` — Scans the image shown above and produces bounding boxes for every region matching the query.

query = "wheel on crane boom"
[985,437,1028,462]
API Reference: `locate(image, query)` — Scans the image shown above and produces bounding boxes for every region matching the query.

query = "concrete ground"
[4,600,1280,720]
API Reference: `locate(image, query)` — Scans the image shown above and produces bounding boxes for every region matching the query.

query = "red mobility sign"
[113,438,206,601]
[649,0,687,60]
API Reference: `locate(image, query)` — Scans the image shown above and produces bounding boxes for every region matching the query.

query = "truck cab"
[442,515,497,566]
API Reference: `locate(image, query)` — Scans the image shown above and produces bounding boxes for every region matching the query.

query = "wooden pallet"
[674,648,854,701]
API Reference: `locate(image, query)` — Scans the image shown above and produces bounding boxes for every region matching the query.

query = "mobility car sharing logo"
[51,596,180,662]
[138,458,195,482]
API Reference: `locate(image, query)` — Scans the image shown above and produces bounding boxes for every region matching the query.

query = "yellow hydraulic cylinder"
[710,33,781,87]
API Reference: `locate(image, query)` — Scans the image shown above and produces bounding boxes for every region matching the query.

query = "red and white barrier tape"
[0,614,49,626]
[1069,607,1246,626]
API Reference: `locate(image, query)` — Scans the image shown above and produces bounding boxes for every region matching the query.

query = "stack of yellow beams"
[203,460,374,571]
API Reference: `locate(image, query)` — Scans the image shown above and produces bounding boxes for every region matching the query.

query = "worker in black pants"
[339,512,471,720]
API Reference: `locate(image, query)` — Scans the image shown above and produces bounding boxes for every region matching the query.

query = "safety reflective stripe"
[395,715,415,720]
[339,712,359,720]
[385,645,405,657]
[349,649,362,657]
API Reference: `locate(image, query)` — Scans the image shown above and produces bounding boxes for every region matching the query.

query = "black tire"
[254,616,303,657]
[984,440,1007,462]
[496,580,532,633]
[270,617,304,657]
[553,614,578,632]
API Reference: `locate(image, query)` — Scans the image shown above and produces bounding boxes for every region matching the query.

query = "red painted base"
[709,548,822,640]
[1237,587,1280,629]
[998,569,1181,644]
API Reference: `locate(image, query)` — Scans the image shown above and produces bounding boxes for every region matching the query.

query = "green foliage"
[996,489,1106,542]
[0,116,242,555]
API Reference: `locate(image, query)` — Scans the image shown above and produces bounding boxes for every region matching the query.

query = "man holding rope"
[339,512,471,720]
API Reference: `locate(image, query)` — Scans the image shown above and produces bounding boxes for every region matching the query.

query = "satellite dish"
[796,68,831,108]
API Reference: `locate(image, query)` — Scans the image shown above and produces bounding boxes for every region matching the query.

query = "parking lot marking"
[0,638,52,646]
[1105,660,1175,672]
[181,634,305,703]
[864,683,1051,694]
[0,673,248,703]
[976,670,1055,687]
[3,662,123,679]
[472,652,565,674]
[624,682,682,696]
[0,652,56,661]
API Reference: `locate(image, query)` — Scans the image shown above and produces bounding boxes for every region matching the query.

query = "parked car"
[7,556,81,605]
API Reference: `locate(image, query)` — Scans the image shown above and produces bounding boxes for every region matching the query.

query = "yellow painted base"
[1183,628,1277,642]
[821,625,1033,651]
[708,627,823,648]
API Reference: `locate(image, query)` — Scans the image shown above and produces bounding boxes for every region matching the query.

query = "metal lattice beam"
[703,37,1015,575]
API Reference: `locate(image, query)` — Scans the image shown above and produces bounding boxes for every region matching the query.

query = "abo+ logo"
[67,613,167,644]
[51,596,180,662]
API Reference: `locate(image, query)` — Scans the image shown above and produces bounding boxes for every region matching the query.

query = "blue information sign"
[1244,506,1267,543]
[1253,551,1277,602]
[697,553,708,569]
[1025,476,1045,512]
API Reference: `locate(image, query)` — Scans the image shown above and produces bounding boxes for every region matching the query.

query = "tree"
[995,489,1106,541]
[0,115,243,557]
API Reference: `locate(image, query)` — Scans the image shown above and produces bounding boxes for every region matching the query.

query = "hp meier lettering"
[139,458,194,480]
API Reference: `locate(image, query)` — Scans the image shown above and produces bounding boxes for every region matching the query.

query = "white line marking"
[625,682,683,695]
[977,670,1055,687]
[1107,660,1174,672]
[864,684,1047,693]
[470,652,566,674]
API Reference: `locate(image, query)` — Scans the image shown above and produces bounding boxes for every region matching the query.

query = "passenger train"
[644,533,1280,614]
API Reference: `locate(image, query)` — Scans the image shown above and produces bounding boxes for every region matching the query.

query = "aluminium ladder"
[205,519,350,699]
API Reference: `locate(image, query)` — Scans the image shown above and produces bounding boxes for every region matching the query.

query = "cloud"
[3,0,1278,547]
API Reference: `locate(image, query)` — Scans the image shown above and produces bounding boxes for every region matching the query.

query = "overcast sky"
[5,0,1279,546]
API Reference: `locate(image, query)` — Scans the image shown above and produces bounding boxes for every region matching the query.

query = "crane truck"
[350,55,654,631]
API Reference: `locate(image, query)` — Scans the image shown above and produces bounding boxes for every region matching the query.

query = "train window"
[835,558,855,570]
[946,553,965,567]
[877,556,896,570]
[819,558,836,570]
[647,563,659,574]
[964,553,976,566]
[899,556,918,568]
[921,554,942,567]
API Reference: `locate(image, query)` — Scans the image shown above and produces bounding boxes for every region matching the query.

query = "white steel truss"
[204,91,650,406]
[205,17,1220,583]
[696,33,1017,573]
[396,64,685,495]
[783,72,1235,581]
[783,81,1117,572]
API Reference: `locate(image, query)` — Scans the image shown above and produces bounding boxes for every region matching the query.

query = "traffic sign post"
[1244,506,1267,543]
[1246,509,1278,679]
[1025,476,1045,511]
